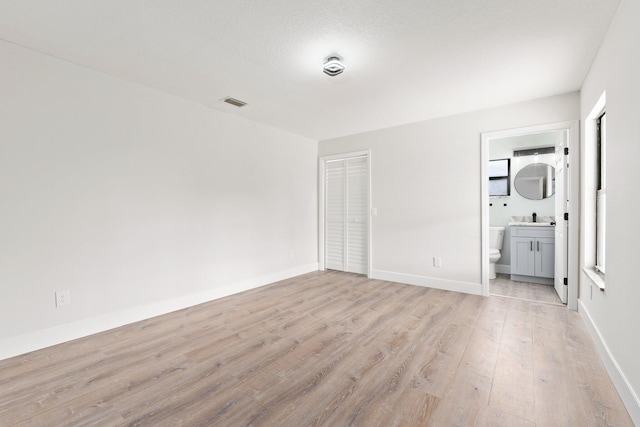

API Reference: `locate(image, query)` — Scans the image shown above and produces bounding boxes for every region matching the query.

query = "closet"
[324,155,368,274]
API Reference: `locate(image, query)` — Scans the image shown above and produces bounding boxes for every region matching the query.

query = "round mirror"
[514,163,555,200]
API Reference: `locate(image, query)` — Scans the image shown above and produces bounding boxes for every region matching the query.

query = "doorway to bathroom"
[481,122,579,309]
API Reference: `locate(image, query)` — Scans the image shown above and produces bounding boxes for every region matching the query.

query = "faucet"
[532,212,537,223]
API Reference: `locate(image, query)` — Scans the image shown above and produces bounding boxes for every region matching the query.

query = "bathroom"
[488,130,565,304]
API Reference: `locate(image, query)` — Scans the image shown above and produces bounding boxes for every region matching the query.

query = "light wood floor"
[490,274,563,305]
[0,271,632,426]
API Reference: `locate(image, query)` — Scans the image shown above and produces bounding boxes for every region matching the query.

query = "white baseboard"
[495,264,511,275]
[579,300,640,425]
[0,263,319,361]
[370,269,482,295]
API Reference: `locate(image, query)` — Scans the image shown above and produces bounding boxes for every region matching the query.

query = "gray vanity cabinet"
[510,226,555,285]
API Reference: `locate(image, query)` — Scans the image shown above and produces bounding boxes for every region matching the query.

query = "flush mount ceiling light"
[323,56,345,76]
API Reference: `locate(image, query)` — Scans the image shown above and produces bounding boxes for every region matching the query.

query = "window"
[488,159,510,196]
[583,91,606,290]
[596,112,606,274]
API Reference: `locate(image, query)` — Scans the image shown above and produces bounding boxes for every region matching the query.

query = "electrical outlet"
[433,257,442,268]
[55,290,70,307]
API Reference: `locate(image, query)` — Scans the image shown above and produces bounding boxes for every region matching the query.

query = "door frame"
[554,147,569,303]
[319,150,372,276]
[480,121,579,310]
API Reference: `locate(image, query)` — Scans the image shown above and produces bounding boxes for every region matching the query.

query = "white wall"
[319,92,578,294]
[579,0,640,421]
[0,40,318,358]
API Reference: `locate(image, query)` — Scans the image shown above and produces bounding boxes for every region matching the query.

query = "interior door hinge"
[564,212,569,220]
[564,147,569,155]
[564,277,568,286]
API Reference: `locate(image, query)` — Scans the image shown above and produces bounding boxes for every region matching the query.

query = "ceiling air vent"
[223,97,247,107]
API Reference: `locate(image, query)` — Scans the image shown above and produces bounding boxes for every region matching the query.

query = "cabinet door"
[511,237,535,276]
[535,237,555,278]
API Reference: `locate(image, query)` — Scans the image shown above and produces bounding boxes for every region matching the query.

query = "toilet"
[489,226,505,280]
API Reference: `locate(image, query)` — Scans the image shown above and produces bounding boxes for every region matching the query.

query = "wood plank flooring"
[0,271,632,426]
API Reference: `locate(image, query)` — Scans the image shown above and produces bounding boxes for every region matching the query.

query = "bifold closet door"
[325,156,368,275]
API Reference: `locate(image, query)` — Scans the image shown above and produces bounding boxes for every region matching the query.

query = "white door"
[324,155,368,274]
[325,160,345,271]
[554,143,568,303]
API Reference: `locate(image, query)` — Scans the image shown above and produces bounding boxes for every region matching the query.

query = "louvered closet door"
[345,156,367,274]
[325,160,345,271]
[324,156,368,274]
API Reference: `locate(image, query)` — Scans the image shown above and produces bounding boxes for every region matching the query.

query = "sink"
[509,221,554,227]
[508,215,555,226]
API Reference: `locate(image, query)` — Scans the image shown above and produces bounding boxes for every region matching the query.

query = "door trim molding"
[319,150,371,276]
[480,121,579,310]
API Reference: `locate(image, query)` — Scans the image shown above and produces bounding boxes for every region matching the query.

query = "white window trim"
[583,91,606,290]
[583,266,605,291]
[595,112,606,275]
[595,188,606,274]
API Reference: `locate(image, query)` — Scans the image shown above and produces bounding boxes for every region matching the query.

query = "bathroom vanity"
[510,225,555,285]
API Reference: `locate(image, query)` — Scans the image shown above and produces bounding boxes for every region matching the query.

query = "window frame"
[595,111,606,275]
[488,158,511,197]
[582,91,606,291]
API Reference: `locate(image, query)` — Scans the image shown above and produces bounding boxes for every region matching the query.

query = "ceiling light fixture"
[323,56,345,76]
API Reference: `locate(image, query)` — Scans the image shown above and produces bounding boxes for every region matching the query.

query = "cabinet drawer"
[510,226,554,238]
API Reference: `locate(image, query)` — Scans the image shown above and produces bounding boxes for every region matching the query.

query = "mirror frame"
[514,163,555,200]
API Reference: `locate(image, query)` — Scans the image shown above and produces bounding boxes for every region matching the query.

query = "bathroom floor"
[490,273,563,305]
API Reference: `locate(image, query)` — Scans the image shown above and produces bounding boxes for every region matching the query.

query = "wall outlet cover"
[55,290,71,307]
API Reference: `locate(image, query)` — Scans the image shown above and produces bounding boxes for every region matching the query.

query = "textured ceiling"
[0,0,620,140]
